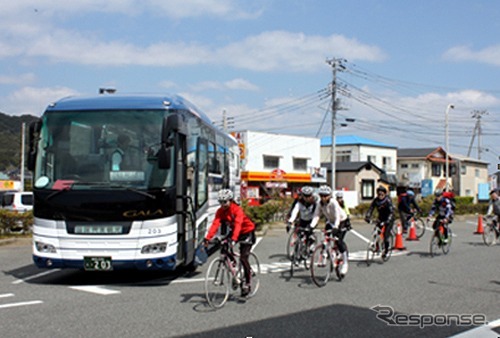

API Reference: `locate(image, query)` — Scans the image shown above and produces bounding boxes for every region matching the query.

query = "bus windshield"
[33,109,173,191]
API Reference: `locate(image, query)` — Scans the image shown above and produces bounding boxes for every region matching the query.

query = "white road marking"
[349,229,370,243]
[69,286,121,295]
[0,293,14,298]
[0,301,43,309]
[12,269,61,284]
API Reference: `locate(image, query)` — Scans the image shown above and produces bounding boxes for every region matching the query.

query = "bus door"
[162,114,195,267]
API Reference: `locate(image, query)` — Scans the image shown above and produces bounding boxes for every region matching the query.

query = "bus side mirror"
[157,145,171,169]
[27,119,42,171]
[161,113,187,144]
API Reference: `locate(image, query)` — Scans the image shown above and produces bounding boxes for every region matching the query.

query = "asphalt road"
[0,216,499,338]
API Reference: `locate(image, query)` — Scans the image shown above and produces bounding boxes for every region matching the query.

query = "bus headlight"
[35,241,57,253]
[141,242,167,254]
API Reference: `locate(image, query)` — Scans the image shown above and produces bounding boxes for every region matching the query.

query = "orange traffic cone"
[394,222,406,250]
[406,221,419,241]
[474,215,484,234]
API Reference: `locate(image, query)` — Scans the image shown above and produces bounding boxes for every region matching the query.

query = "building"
[397,147,489,201]
[233,130,324,203]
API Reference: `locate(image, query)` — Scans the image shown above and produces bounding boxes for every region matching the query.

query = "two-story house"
[233,130,324,203]
[397,147,489,201]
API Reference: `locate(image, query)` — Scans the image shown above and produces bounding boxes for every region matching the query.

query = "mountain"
[0,112,40,173]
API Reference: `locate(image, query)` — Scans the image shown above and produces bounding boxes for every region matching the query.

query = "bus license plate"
[84,257,113,271]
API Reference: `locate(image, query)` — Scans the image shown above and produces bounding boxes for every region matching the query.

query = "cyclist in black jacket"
[365,186,395,258]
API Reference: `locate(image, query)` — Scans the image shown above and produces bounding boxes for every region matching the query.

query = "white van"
[1,191,33,213]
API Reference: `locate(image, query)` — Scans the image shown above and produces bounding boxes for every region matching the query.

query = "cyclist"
[365,186,395,259]
[204,189,256,297]
[398,189,422,233]
[287,185,318,254]
[485,188,500,230]
[336,191,352,230]
[312,185,349,275]
[427,189,453,243]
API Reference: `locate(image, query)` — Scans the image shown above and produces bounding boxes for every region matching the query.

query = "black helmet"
[376,186,387,194]
[434,189,443,197]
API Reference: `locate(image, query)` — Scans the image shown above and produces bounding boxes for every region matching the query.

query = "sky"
[1,0,499,173]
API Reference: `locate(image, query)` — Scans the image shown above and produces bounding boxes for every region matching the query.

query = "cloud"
[218,31,387,72]
[2,86,79,116]
[0,0,261,19]
[443,45,500,66]
[190,79,259,92]
[0,73,36,85]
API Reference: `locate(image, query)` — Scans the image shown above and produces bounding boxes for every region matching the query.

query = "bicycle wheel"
[286,230,298,260]
[382,233,394,262]
[311,244,332,287]
[429,234,440,258]
[205,258,230,309]
[290,239,301,277]
[442,228,452,254]
[366,237,376,266]
[414,218,426,239]
[483,223,497,246]
[246,252,261,298]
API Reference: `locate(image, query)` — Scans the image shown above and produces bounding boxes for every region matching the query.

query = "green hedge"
[0,209,34,235]
[353,196,489,219]
[242,198,294,230]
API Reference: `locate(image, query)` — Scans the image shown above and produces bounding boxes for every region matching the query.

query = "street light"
[445,104,454,191]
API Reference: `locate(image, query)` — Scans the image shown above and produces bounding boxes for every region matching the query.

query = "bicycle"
[407,212,426,239]
[290,226,316,276]
[429,218,452,257]
[366,221,395,266]
[310,227,348,287]
[482,216,499,246]
[204,236,261,309]
[286,221,300,261]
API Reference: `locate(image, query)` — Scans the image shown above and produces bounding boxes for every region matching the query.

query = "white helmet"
[318,185,332,196]
[217,189,234,202]
[335,191,344,198]
[300,186,314,197]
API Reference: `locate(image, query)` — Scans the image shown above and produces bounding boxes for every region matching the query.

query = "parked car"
[1,191,33,213]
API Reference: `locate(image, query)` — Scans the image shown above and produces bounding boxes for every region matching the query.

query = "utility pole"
[326,58,345,191]
[20,122,25,192]
[467,110,488,159]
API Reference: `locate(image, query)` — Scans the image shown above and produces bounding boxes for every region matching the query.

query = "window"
[432,163,441,177]
[337,150,351,163]
[367,155,376,163]
[263,155,280,169]
[461,165,466,175]
[361,179,375,199]
[293,158,308,171]
[401,164,408,169]
[475,169,480,178]
[382,156,391,169]
[197,140,208,207]
[411,163,419,169]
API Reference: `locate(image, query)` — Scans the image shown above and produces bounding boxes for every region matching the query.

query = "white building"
[232,130,324,203]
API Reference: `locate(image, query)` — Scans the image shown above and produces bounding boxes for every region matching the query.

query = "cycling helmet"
[318,185,332,196]
[335,191,344,198]
[434,189,443,197]
[376,186,387,194]
[217,189,234,202]
[300,186,314,197]
[407,190,415,197]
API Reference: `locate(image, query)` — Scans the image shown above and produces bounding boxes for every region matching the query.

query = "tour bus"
[28,94,240,271]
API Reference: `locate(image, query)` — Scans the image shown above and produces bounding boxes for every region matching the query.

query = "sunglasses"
[219,200,230,205]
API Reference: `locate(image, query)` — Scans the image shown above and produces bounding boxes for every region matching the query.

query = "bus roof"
[45,94,213,125]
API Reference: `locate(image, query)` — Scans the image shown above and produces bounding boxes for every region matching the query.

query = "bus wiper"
[109,185,156,200]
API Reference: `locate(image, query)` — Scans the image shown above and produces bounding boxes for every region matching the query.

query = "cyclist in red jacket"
[204,189,256,297]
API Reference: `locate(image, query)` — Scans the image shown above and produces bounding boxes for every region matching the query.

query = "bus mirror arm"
[27,119,42,171]
[157,144,171,169]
